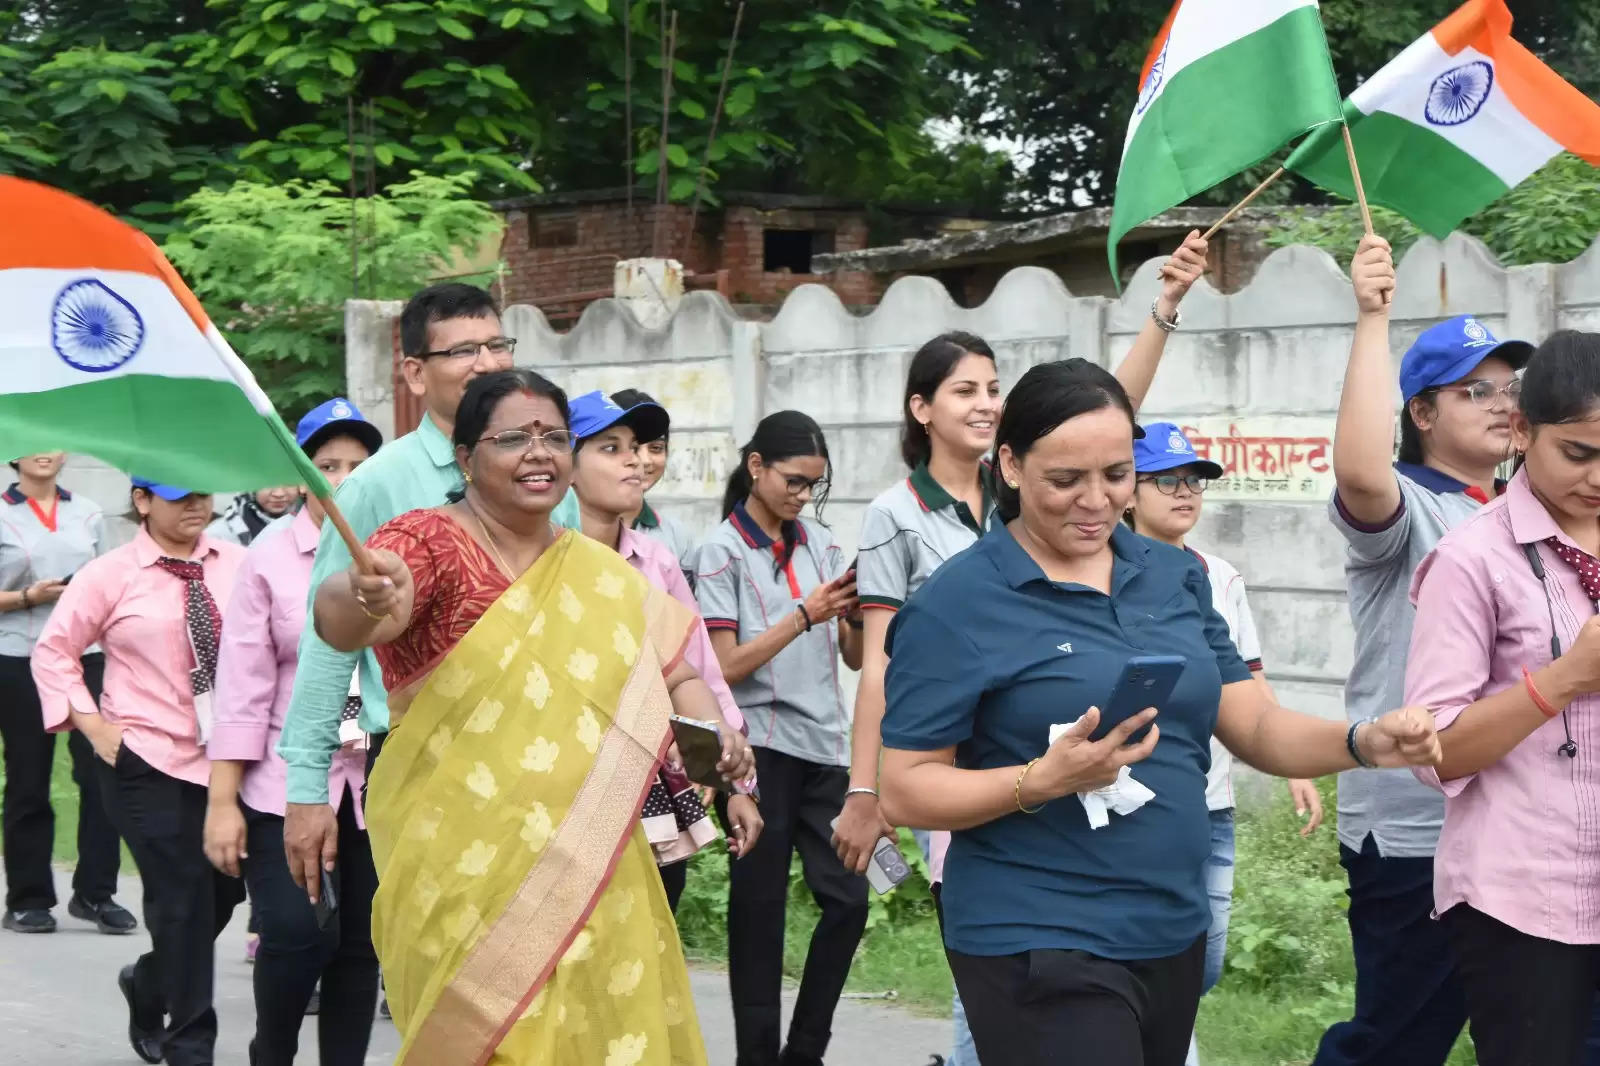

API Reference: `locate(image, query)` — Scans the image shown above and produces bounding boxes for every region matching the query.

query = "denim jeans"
[1186,808,1236,1066]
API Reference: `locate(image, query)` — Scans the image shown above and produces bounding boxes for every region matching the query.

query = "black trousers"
[949,936,1206,1066]
[0,653,121,911]
[659,859,687,914]
[1312,835,1467,1066]
[242,786,379,1066]
[1446,903,1600,1066]
[716,747,868,1066]
[99,746,245,1066]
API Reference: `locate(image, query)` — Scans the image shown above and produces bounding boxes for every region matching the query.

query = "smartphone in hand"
[669,715,728,792]
[313,866,339,930]
[1090,655,1186,745]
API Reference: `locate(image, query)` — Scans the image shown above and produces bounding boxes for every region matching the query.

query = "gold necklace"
[465,499,540,578]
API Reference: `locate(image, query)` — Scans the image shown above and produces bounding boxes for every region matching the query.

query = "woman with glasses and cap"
[0,453,134,938]
[1124,421,1321,1065]
[201,399,384,1066]
[693,410,865,1066]
[565,390,763,912]
[32,477,247,1066]
[1316,236,1534,1066]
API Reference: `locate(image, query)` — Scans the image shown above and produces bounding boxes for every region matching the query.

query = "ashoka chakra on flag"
[50,278,145,373]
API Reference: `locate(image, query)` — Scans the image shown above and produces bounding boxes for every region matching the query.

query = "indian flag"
[1109,0,1342,279]
[0,177,327,494]
[1286,0,1600,238]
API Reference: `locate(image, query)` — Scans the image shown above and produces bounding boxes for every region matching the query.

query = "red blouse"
[366,509,520,690]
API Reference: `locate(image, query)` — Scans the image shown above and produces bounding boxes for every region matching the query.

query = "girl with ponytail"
[692,410,865,1066]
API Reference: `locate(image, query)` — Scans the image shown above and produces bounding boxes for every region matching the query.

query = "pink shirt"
[209,511,366,825]
[33,528,246,787]
[1407,467,1600,944]
[617,524,744,733]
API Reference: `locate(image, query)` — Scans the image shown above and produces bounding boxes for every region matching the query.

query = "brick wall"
[497,198,886,321]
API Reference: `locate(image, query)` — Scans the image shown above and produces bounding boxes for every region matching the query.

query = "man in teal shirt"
[279,283,578,889]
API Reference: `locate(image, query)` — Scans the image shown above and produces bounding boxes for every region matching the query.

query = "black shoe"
[379,995,391,1020]
[69,895,137,934]
[118,964,164,1064]
[2,908,56,933]
[778,1049,824,1066]
[304,985,320,1015]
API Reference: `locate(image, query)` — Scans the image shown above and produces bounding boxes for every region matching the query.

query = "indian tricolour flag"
[1286,0,1600,238]
[1108,0,1342,279]
[0,177,327,494]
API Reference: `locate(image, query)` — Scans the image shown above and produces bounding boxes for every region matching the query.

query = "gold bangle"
[355,597,386,622]
[1015,757,1045,815]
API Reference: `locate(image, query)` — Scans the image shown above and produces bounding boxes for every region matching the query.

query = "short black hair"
[1520,330,1600,428]
[400,283,500,357]
[994,359,1137,521]
[901,331,997,470]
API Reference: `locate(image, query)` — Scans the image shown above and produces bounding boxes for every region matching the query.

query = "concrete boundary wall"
[331,233,1599,743]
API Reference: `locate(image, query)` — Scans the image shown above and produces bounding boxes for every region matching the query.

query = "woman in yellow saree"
[314,369,754,1066]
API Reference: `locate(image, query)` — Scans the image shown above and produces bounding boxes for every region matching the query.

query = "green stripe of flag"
[0,375,324,493]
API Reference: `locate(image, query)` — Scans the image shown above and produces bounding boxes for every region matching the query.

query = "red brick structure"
[494,189,970,322]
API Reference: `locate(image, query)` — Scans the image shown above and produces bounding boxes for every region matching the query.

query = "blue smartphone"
[1090,655,1187,744]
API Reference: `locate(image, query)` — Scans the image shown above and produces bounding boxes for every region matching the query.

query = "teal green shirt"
[278,413,579,805]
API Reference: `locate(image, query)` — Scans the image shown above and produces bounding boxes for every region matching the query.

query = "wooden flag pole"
[1339,121,1390,304]
[1341,123,1375,235]
[317,490,376,573]
[1201,167,1285,241]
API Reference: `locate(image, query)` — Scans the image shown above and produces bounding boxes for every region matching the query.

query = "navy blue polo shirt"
[882,523,1251,961]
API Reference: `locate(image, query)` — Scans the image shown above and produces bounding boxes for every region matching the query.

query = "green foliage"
[3,0,986,224]
[161,173,501,416]
[1267,155,1600,269]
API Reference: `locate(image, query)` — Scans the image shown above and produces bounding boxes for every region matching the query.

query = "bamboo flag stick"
[1341,122,1375,235]
[1339,121,1390,303]
[318,491,376,573]
[1201,167,1285,241]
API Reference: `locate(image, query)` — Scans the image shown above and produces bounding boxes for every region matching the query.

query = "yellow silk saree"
[365,532,710,1066]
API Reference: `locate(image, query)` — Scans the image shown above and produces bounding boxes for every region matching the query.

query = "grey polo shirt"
[693,502,851,767]
[633,500,695,571]
[1330,461,1491,858]
[0,484,105,657]
[857,462,996,612]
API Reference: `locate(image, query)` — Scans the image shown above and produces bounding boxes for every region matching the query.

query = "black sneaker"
[69,895,137,934]
[2,909,56,933]
[118,964,164,1064]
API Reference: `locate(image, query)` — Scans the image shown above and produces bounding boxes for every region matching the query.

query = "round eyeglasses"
[477,428,575,455]
[1433,378,1521,409]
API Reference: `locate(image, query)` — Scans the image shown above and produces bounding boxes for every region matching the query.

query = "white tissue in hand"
[1049,717,1156,830]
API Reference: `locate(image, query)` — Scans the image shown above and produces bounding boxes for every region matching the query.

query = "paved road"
[0,872,950,1065]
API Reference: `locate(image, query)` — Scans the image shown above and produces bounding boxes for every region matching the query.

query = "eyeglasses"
[1433,378,1521,409]
[477,428,575,455]
[778,473,829,496]
[1140,473,1210,495]
[418,337,518,360]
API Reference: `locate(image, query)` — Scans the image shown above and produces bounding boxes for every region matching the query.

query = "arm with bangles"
[705,572,857,686]
[1113,230,1210,412]
[663,658,763,856]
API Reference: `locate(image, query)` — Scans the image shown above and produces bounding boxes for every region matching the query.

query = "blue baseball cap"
[568,390,669,444]
[1399,315,1533,403]
[129,477,199,501]
[296,397,383,457]
[1133,422,1224,479]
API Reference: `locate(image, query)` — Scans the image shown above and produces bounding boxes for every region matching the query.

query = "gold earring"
[1007,480,1019,489]
[463,471,474,485]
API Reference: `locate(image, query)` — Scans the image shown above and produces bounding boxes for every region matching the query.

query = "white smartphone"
[830,816,911,895]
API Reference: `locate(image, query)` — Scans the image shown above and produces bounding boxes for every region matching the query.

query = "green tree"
[4,0,982,224]
[951,0,1600,210]
[161,172,503,415]
[1266,154,1600,268]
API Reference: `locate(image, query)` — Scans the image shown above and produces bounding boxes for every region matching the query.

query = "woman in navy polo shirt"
[878,359,1443,1066]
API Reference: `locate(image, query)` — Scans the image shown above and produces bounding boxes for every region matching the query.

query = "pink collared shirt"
[209,511,366,825]
[33,527,246,787]
[1408,467,1600,944]
[618,524,744,733]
